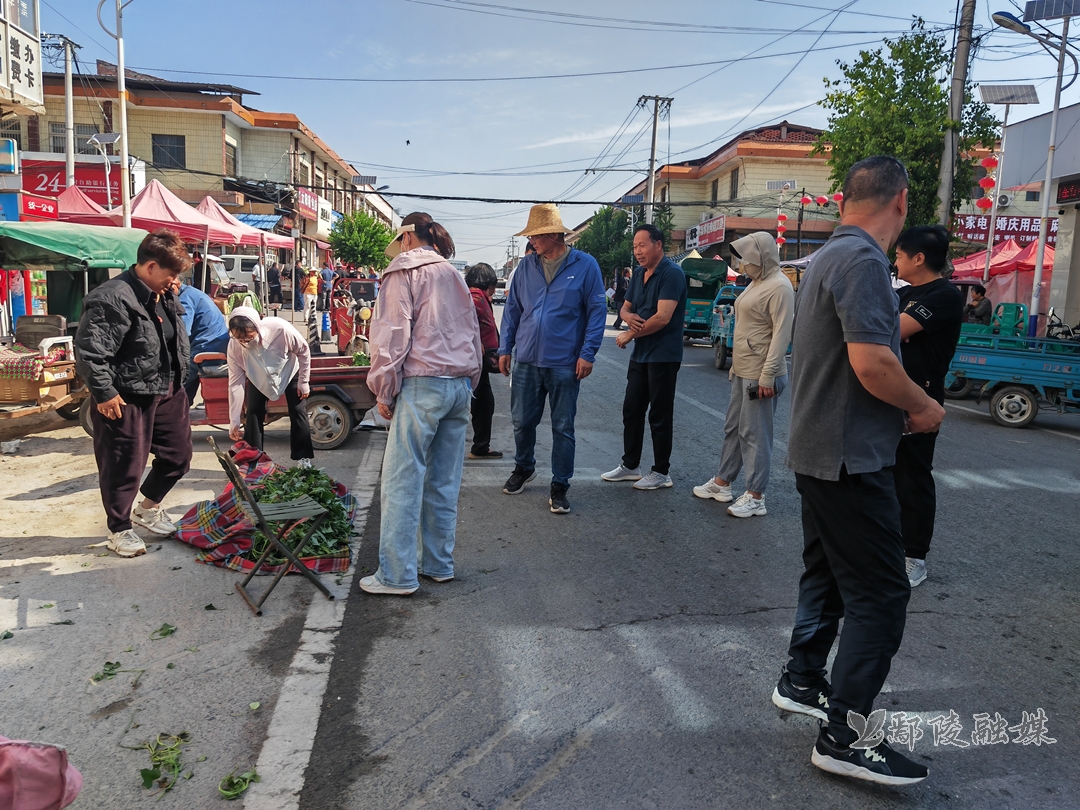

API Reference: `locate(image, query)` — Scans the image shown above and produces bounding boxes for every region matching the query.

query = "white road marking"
[945,401,1080,443]
[244,432,385,810]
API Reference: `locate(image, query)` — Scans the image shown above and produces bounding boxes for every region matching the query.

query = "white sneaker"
[727,492,766,518]
[131,504,177,536]
[107,529,147,558]
[906,557,927,588]
[693,477,733,502]
[601,464,642,482]
[633,471,674,490]
[297,458,313,469]
[359,575,417,595]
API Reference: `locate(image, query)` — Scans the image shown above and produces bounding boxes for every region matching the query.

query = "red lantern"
[776,236,787,245]
[832,192,844,202]
[981,156,999,169]
[975,196,994,210]
[800,195,813,205]
[777,213,788,221]
[978,176,996,190]
[816,195,829,206]
[776,224,788,233]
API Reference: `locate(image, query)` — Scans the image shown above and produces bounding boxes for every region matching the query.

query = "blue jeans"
[375,376,471,589]
[510,362,580,488]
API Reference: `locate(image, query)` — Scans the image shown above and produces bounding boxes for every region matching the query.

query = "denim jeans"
[716,374,786,494]
[510,362,580,487]
[375,376,471,589]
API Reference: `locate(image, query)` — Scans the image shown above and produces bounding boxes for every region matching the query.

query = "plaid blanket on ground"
[175,442,357,575]
[0,344,69,380]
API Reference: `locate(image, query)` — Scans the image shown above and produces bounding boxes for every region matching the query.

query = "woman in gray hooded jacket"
[693,231,794,518]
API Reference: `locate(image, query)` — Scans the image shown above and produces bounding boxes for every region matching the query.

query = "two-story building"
[619,122,839,261]
[10,60,395,267]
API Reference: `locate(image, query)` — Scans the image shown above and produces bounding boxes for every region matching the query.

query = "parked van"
[217,254,263,288]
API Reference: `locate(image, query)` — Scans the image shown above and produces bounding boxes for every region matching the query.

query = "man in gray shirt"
[770,156,945,786]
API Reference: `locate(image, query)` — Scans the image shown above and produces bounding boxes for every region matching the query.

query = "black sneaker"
[549,483,570,514]
[502,466,536,494]
[772,670,831,721]
[811,726,929,786]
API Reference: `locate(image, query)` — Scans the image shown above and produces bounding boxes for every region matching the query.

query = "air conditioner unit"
[997,193,1015,209]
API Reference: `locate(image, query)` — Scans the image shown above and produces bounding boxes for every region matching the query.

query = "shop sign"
[0,192,18,220]
[20,192,57,219]
[21,159,121,207]
[296,188,318,220]
[953,214,1057,246]
[0,138,17,173]
[686,215,726,250]
[316,196,334,239]
[0,20,43,111]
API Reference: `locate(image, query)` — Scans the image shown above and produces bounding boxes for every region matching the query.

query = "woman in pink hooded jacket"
[226,305,314,466]
[360,212,482,596]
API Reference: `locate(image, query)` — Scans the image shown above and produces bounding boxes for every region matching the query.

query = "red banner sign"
[296,188,319,220]
[21,160,123,208]
[20,193,58,220]
[953,214,1057,246]
[686,215,726,250]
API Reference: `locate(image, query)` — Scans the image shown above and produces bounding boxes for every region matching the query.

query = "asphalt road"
[298,319,1080,810]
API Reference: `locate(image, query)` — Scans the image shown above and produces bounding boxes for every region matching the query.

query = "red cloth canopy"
[951,238,1053,279]
[56,185,114,226]
[195,196,293,250]
[121,180,242,245]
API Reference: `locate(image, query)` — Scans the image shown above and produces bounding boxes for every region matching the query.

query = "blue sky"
[40,0,1080,266]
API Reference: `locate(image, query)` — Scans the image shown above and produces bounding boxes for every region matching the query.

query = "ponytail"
[400,211,456,260]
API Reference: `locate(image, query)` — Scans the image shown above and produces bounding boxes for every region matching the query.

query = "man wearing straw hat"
[498,204,607,514]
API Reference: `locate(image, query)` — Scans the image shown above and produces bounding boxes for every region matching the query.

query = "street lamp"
[87,132,122,211]
[993,7,1080,336]
[97,0,135,229]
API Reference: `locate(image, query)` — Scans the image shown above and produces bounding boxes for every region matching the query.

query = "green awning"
[0,222,148,271]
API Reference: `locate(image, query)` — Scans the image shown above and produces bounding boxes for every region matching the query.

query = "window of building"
[151,134,186,169]
[710,178,718,206]
[50,122,98,155]
[729,168,739,200]
[1026,190,1040,202]
[660,185,667,203]
[225,142,237,177]
[1,118,21,150]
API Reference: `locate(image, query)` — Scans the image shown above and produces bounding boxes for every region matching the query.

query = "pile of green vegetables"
[248,467,353,563]
[351,351,370,367]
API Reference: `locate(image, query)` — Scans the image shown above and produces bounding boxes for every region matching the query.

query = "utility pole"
[97,0,133,228]
[41,35,81,188]
[639,95,673,225]
[935,0,977,225]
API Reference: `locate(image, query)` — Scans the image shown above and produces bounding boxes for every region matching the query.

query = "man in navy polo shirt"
[602,224,687,490]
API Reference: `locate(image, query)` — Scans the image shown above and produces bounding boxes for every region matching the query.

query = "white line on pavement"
[244,431,386,810]
[944,401,1080,443]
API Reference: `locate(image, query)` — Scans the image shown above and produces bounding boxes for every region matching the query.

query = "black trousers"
[621,360,680,475]
[243,375,314,460]
[894,432,938,560]
[786,468,910,747]
[470,368,495,454]
[612,298,625,328]
[90,385,192,533]
[268,285,283,305]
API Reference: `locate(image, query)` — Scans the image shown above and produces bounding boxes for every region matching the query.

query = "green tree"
[816,20,1000,227]
[573,206,633,280]
[328,209,395,272]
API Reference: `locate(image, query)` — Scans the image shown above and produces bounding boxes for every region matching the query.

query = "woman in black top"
[893,225,965,588]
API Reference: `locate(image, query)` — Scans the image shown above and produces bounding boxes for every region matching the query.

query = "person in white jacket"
[693,232,794,518]
[226,305,314,466]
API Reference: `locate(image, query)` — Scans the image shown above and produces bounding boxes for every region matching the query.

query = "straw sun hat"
[514,204,573,237]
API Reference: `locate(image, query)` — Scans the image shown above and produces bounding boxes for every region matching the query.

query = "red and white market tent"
[121,180,242,245]
[951,238,1054,318]
[56,184,114,226]
[195,196,293,250]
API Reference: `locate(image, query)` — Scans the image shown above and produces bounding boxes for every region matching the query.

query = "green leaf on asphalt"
[197,755,207,763]
[249,702,260,711]
[166,663,175,669]
[140,767,161,790]
[123,646,134,652]
[39,603,54,609]
[92,661,122,681]
[186,646,199,653]
[219,768,260,800]
[150,623,176,640]
[1,631,13,640]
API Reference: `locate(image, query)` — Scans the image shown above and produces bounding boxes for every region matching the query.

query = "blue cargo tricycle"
[708,285,744,370]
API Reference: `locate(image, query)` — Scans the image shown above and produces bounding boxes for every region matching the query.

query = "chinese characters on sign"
[296,188,319,220]
[21,160,122,207]
[686,215,726,250]
[0,15,43,110]
[953,214,1057,246]
[848,708,1056,752]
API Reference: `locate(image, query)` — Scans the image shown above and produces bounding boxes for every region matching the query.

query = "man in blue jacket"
[176,280,230,404]
[499,204,607,514]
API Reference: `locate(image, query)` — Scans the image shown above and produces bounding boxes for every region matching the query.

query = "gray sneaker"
[906,557,927,588]
[131,504,177,536]
[601,464,642,482]
[633,471,673,490]
[107,529,147,558]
